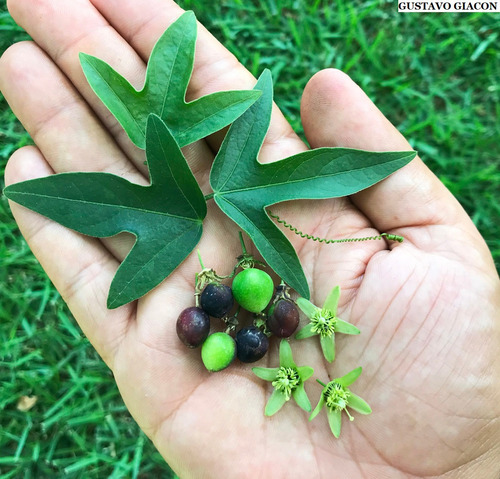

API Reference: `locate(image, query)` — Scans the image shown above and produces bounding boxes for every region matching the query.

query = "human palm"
[2,1,499,478]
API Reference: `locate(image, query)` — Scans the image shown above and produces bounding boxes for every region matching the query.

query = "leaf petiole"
[239,231,248,255]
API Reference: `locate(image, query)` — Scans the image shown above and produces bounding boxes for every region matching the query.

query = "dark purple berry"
[176,307,210,348]
[200,283,234,318]
[236,327,269,363]
[267,299,299,338]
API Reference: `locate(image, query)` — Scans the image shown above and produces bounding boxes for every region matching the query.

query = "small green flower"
[295,285,360,362]
[252,340,314,416]
[310,367,371,438]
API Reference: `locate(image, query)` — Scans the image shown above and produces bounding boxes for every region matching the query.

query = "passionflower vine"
[295,286,360,362]
[310,367,371,437]
[252,340,313,416]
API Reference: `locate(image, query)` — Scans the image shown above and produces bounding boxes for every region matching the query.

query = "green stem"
[197,249,205,269]
[239,231,247,255]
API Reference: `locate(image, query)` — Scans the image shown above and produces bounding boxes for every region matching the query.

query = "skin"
[1,1,499,477]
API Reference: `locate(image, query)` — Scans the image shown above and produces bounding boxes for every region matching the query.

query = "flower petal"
[327,409,342,438]
[265,389,288,416]
[295,323,316,339]
[320,334,335,363]
[297,366,314,381]
[252,367,280,381]
[309,394,325,421]
[296,297,319,318]
[335,318,360,335]
[279,340,296,368]
[323,285,340,316]
[292,384,311,412]
[347,392,372,415]
[336,367,362,387]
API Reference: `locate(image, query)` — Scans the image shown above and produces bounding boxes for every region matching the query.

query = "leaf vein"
[8,191,200,222]
[218,156,406,196]
[159,28,188,119]
[90,61,145,139]
[112,222,200,302]
[151,121,199,218]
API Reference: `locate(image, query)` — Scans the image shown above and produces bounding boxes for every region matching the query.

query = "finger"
[7,0,149,168]
[0,41,146,182]
[88,0,306,158]
[0,41,150,262]
[4,146,132,369]
[8,0,295,164]
[300,69,476,235]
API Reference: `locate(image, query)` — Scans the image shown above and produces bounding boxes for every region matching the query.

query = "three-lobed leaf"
[4,115,206,308]
[80,11,261,149]
[5,27,418,309]
[210,70,417,298]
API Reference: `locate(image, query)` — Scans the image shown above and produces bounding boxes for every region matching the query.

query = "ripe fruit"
[176,307,210,348]
[232,268,274,313]
[200,283,234,318]
[236,327,269,363]
[267,299,300,337]
[201,332,236,371]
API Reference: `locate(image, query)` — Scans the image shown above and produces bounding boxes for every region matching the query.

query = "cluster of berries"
[176,250,300,371]
[175,241,372,438]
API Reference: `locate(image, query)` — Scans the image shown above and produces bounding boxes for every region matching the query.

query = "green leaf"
[295,323,316,340]
[335,318,361,335]
[80,11,260,149]
[292,384,311,412]
[337,367,363,387]
[347,393,372,415]
[210,70,417,299]
[265,389,288,416]
[252,367,279,382]
[4,115,206,308]
[297,366,314,381]
[323,285,340,315]
[309,395,325,421]
[320,334,335,363]
[278,340,295,368]
[327,409,342,438]
[296,298,319,319]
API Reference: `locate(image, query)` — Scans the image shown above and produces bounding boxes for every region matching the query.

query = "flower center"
[311,308,336,337]
[324,382,353,419]
[272,367,300,400]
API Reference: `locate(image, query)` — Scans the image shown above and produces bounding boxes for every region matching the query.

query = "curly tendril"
[267,211,404,244]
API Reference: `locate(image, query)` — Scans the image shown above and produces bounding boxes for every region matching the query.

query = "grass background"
[1,0,499,477]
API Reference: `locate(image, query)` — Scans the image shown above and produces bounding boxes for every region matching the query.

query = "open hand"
[1,1,499,477]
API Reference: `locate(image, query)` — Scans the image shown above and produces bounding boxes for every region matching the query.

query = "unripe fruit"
[200,283,234,318]
[176,307,210,348]
[232,268,274,313]
[201,332,236,372]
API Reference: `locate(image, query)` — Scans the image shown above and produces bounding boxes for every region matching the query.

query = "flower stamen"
[311,308,336,338]
[324,381,352,416]
[272,367,300,400]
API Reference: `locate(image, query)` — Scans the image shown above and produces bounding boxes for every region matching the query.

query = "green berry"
[232,268,274,313]
[201,332,236,372]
